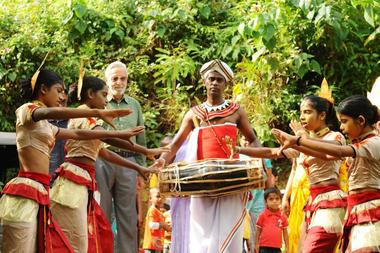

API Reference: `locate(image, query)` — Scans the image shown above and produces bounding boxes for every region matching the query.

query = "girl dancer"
[0,68,139,253]
[232,95,347,252]
[50,76,167,253]
[273,95,380,252]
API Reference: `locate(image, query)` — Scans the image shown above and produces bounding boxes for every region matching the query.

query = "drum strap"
[204,111,230,157]
[192,115,200,128]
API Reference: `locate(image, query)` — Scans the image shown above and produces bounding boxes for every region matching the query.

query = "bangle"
[349,145,356,158]
[296,136,302,146]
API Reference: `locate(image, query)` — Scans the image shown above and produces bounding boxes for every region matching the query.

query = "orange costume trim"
[192,100,239,121]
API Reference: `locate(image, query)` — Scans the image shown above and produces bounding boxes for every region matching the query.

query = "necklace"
[202,100,230,112]
[310,127,330,138]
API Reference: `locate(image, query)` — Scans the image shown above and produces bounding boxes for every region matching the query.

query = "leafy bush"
[1,0,379,148]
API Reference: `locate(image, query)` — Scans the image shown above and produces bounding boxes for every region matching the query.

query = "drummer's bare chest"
[198,113,240,127]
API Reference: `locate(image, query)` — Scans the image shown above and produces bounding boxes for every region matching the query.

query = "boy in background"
[143,188,171,253]
[161,203,172,253]
[255,188,288,253]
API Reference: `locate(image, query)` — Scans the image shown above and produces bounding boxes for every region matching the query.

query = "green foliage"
[0,0,379,147]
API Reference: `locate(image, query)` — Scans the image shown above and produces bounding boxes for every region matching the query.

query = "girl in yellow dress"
[282,158,309,253]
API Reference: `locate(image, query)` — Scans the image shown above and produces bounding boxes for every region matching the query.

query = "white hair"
[104,61,128,80]
[149,187,160,196]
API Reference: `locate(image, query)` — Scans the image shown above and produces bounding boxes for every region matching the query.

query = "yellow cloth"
[143,206,165,250]
[150,174,158,188]
[288,161,310,253]
[243,210,251,240]
[163,210,172,245]
[338,162,348,192]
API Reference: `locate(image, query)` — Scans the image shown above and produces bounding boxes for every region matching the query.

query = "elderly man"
[96,61,146,253]
[161,59,260,253]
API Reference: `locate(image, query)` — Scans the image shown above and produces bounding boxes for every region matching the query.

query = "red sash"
[305,185,347,226]
[342,191,380,251]
[57,159,96,191]
[2,171,50,205]
[345,191,380,226]
[57,160,114,253]
[3,171,74,253]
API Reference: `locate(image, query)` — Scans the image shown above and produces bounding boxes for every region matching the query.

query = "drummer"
[160,59,260,253]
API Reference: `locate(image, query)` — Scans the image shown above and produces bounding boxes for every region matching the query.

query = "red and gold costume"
[342,132,380,252]
[0,102,73,253]
[283,129,347,253]
[50,104,113,253]
[302,130,347,253]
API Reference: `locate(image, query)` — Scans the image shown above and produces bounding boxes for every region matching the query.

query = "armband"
[349,145,356,158]
[296,136,302,146]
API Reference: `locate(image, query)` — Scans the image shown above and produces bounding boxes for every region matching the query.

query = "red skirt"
[56,159,114,253]
[303,185,347,253]
[342,191,380,252]
[2,171,74,253]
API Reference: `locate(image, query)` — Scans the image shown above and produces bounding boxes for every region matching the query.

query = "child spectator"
[255,188,288,253]
[161,202,172,253]
[143,188,171,253]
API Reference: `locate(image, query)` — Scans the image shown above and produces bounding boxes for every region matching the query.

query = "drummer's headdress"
[367,76,380,108]
[31,52,49,92]
[317,78,334,104]
[77,61,85,100]
[200,59,234,83]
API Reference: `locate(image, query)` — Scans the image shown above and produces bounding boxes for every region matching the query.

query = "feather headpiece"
[77,61,85,100]
[317,78,334,104]
[31,52,49,92]
[367,77,380,108]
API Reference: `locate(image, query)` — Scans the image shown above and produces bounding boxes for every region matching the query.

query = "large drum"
[158,158,265,197]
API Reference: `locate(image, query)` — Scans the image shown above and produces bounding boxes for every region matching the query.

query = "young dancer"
[231,95,347,252]
[273,95,380,252]
[282,159,309,253]
[50,76,167,253]
[0,68,139,253]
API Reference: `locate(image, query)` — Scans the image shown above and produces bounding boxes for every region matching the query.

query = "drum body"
[158,158,265,197]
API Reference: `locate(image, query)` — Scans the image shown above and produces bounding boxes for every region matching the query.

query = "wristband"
[296,136,302,146]
[349,145,356,158]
